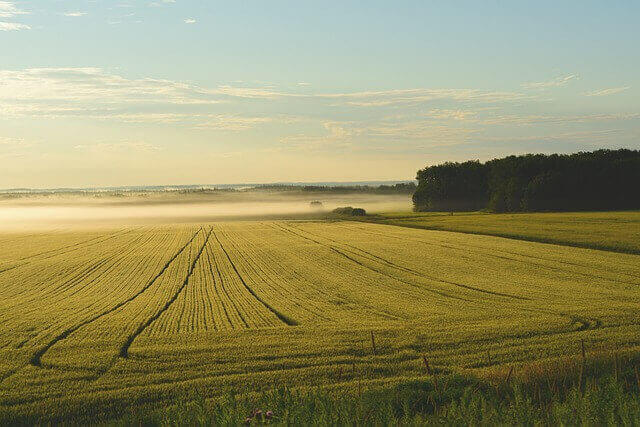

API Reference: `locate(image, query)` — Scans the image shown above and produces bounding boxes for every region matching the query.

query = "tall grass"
[111,351,640,426]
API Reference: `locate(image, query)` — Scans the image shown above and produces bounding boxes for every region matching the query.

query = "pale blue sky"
[1,1,638,188]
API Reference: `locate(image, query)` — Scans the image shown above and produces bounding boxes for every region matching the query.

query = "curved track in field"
[29,228,203,367]
[210,228,298,327]
[0,228,136,275]
[119,227,212,358]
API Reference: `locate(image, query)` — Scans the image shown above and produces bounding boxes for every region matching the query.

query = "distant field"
[0,220,639,423]
[362,211,640,254]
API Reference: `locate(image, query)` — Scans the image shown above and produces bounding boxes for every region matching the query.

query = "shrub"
[332,207,366,216]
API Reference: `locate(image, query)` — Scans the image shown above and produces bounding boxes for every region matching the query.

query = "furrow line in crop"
[325,224,602,328]
[274,223,471,304]
[341,222,640,284]
[14,229,168,343]
[260,222,394,320]
[119,227,212,358]
[201,244,231,330]
[1,228,145,302]
[28,227,203,368]
[287,223,529,301]
[210,228,297,326]
[221,225,333,322]
[0,228,137,275]
[4,228,154,327]
[207,239,249,329]
[23,231,149,305]
[215,227,296,327]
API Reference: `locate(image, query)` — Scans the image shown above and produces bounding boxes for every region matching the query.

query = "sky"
[0,0,639,188]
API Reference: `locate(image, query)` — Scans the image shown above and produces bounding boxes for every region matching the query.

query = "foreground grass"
[358,210,640,254]
[110,351,640,426]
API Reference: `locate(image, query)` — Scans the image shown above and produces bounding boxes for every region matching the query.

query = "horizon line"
[0,179,416,193]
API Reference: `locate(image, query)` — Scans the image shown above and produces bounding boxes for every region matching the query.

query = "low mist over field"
[0,187,411,228]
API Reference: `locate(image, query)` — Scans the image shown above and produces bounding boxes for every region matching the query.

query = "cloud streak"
[0,21,29,30]
[0,67,531,123]
[584,87,630,97]
[0,1,26,18]
[62,12,87,17]
[74,141,162,153]
[522,74,579,90]
[315,88,527,106]
[0,1,28,31]
[0,67,637,158]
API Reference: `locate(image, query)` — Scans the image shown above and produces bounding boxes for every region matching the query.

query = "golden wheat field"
[1,220,639,421]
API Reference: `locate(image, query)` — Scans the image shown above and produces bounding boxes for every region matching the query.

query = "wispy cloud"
[280,122,359,152]
[193,115,274,131]
[74,141,162,153]
[479,129,627,144]
[0,67,223,105]
[281,119,479,151]
[584,86,630,97]
[0,1,26,18]
[0,1,28,31]
[0,68,530,116]
[1,67,636,155]
[149,0,175,7]
[417,109,640,126]
[521,74,579,90]
[0,135,32,159]
[62,12,87,17]
[0,21,29,30]
[316,88,527,106]
[427,109,478,121]
[0,136,25,145]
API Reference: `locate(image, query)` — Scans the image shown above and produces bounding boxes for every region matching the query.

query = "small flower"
[253,409,263,418]
[243,417,253,425]
[265,410,274,419]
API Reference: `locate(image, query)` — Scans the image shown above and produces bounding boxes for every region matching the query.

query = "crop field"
[0,220,639,423]
[364,210,640,254]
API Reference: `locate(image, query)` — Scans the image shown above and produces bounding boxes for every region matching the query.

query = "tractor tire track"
[13,230,170,342]
[286,223,529,301]
[28,227,203,368]
[302,224,603,330]
[342,223,640,285]
[206,242,250,329]
[211,228,298,326]
[224,225,335,323]
[0,228,136,275]
[206,246,239,329]
[5,232,154,345]
[274,224,472,303]
[119,227,212,358]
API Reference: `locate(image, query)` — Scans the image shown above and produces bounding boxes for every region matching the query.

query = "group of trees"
[413,149,640,212]
[332,207,367,216]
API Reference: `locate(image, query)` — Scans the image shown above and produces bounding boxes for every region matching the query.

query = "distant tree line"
[257,183,416,194]
[413,149,640,212]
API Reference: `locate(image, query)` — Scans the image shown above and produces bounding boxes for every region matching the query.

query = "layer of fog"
[0,192,412,230]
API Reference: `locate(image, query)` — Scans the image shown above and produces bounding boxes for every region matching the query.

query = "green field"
[0,218,639,423]
[361,211,640,254]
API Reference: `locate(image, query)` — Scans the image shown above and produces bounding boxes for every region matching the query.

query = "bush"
[332,207,366,216]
